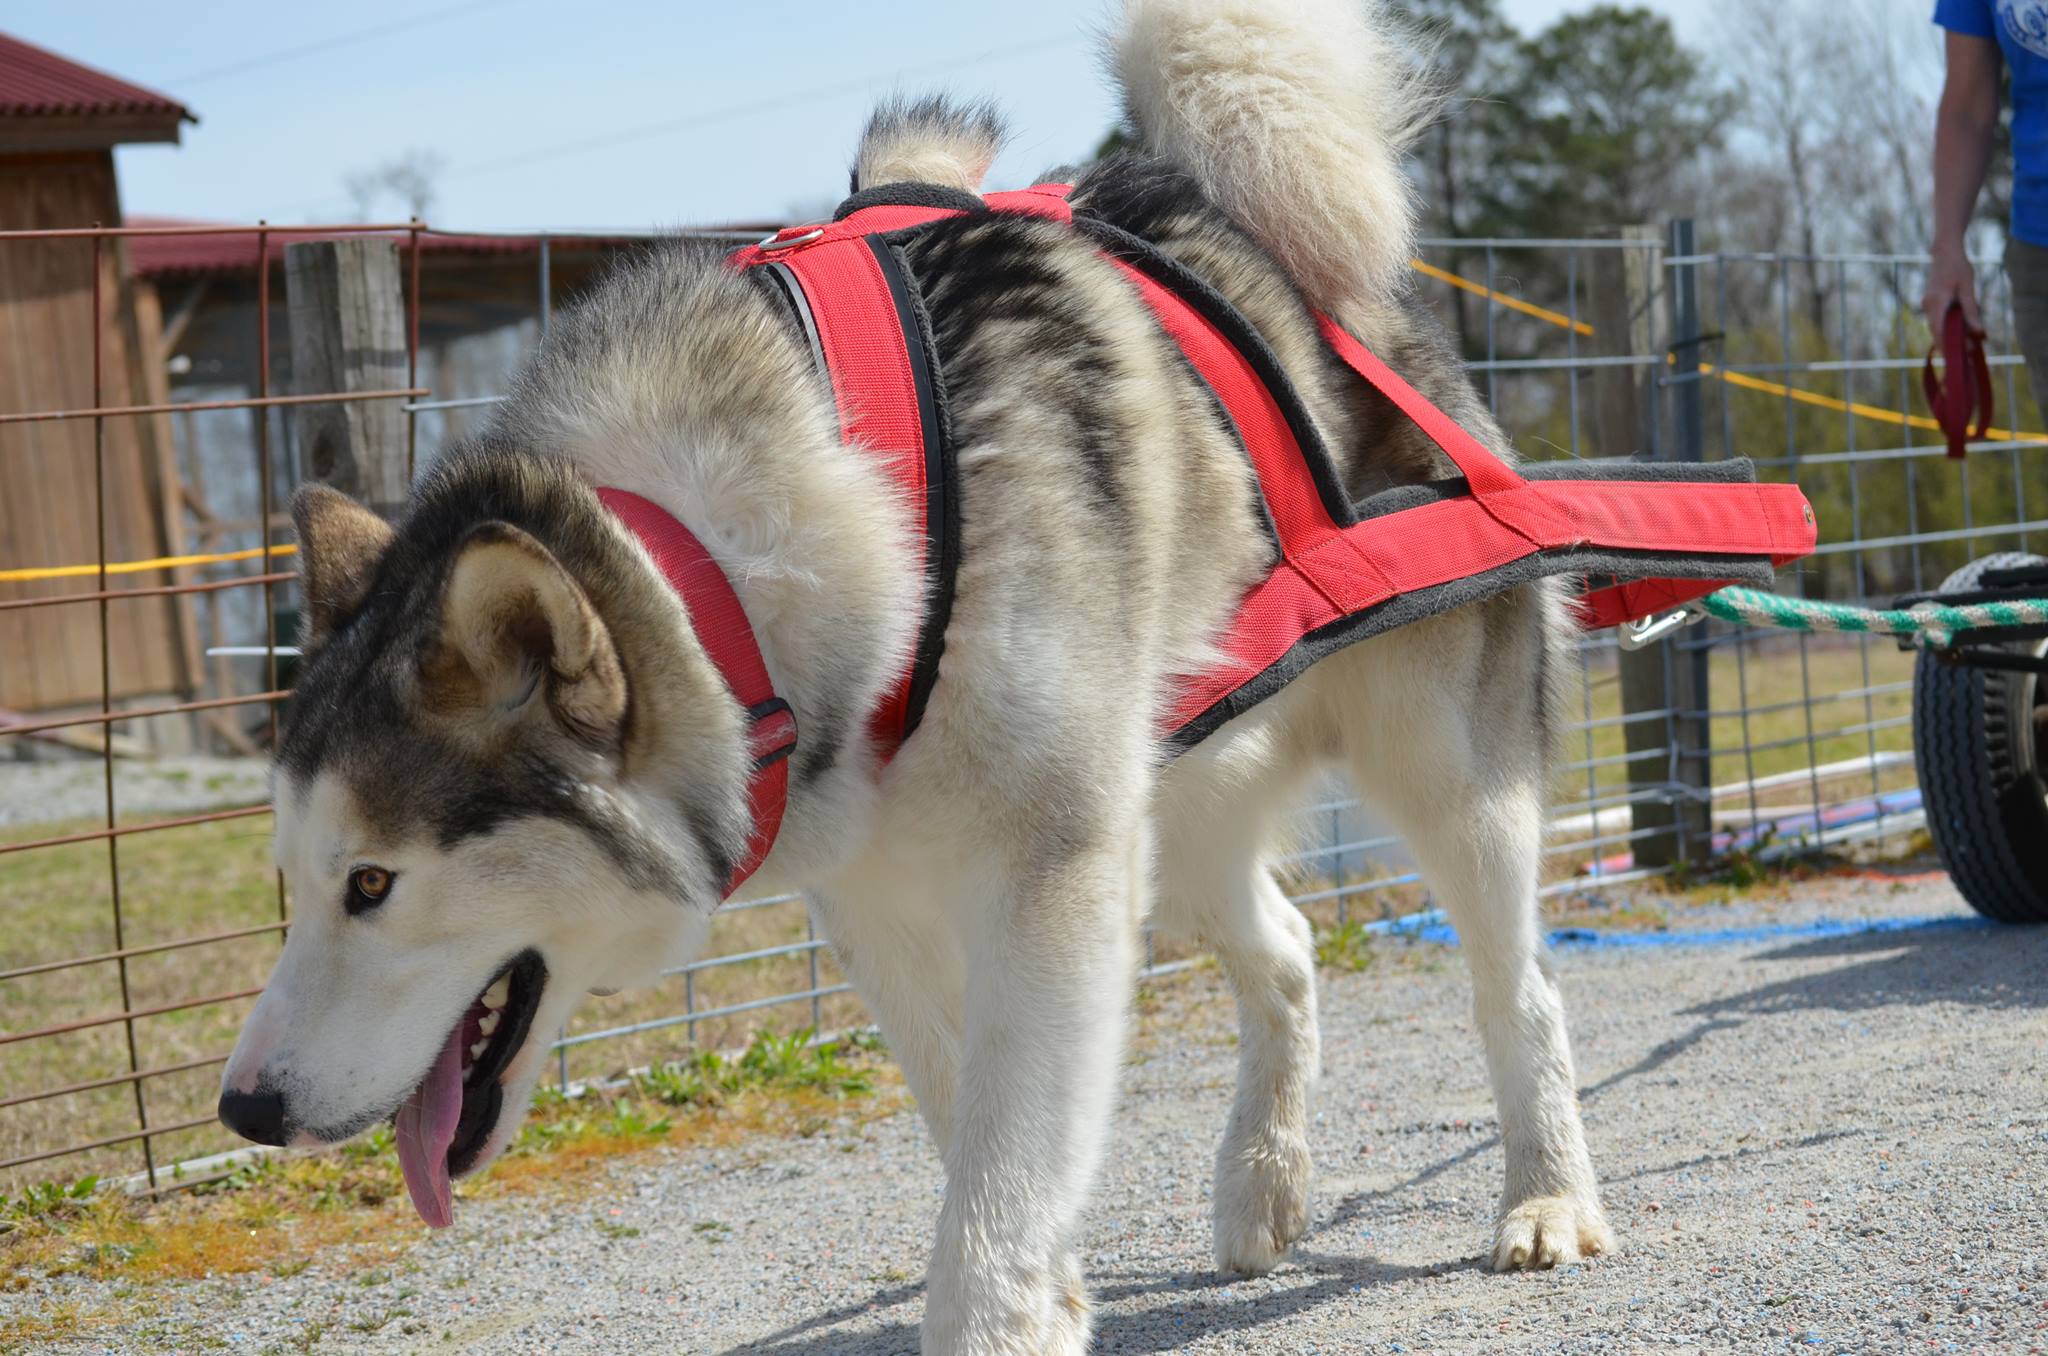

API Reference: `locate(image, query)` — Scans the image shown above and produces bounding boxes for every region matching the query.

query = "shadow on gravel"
[726,920,2047,1355]
[1598,1126,1863,1186]
[724,1253,1451,1355]
[1686,919,2048,1018]
[1317,1143,1496,1235]
[727,1319,922,1355]
[1578,921,2044,1111]
[1318,920,2047,1244]
[1580,1017,1744,1106]
[721,1280,924,1355]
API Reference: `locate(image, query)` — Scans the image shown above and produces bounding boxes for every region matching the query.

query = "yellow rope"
[1408,259,2045,441]
[0,543,296,584]
[1408,258,1596,335]
[1699,363,2032,440]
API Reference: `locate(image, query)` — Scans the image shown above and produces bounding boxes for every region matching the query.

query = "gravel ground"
[0,756,267,827]
[14,870,2047,1354]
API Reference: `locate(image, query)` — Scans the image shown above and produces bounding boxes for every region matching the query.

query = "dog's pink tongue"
[394,1023,465,1228]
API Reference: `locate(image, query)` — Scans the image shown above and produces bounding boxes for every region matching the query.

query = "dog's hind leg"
[1155,729,1321,1275]
[1334,596,1613,1271]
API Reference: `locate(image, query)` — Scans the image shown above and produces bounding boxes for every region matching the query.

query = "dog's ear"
[428,522,626,746]
[293,485,395,646]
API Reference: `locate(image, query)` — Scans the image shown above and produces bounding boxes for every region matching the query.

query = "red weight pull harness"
[606,183,1818,896]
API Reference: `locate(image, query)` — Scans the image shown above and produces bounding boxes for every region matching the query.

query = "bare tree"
[1816,2,1942,255]
[343,150,447,223]
[1718,0,1830,329]
[1711,0,1943,334]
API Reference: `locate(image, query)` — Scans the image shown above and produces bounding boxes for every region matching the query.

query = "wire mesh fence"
[0,212,2023,1196]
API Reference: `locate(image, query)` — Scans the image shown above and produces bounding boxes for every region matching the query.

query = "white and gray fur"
[222,2,1612,1351]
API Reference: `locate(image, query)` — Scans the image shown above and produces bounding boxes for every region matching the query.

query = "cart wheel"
[1913,552,2048,923]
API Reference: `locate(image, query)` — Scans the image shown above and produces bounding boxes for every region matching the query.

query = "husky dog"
[220,0,1613,1348]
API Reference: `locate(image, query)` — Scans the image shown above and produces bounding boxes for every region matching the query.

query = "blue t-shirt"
[1940,0,2048,245]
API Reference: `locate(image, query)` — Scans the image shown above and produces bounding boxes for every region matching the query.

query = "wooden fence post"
[284,238,408,512]
[1590,225,1709,868]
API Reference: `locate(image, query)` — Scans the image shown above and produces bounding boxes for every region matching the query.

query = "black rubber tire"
[1912,552,2048,923]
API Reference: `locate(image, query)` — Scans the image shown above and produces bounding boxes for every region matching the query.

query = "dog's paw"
[1043,1251,1093,1356]
[1490,1194,1614,1272]
[921,1258,1092,1356]
[1214,1133,1313,1275]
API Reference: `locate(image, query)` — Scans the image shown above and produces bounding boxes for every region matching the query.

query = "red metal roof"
[122,219,663,278]
[120,219,782,279]
[0,31,191,121]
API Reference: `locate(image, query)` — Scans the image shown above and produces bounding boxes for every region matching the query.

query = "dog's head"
[221,471,749,1226]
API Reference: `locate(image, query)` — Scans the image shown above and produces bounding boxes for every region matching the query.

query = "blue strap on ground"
[1358,909,1990,950]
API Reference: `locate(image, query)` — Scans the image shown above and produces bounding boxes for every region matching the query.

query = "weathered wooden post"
[1590,224,1709,868]
[284,238,409,512]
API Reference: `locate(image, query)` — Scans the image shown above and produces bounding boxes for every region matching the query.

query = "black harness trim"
[866,235,954,743]
[836,181,986,218]
[1071,214,1360,529]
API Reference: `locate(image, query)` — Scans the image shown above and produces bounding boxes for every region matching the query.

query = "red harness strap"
[715,183,1815,766]
[595,488,798,898]
[1924,302,1993,460]
[1082,250,1815,736]
[733,188,1076,764]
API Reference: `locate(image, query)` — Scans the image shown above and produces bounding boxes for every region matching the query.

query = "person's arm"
[1926,30,2003,333]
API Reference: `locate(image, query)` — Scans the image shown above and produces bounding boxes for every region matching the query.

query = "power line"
[167,0,524,87]
[450,32,1084,180]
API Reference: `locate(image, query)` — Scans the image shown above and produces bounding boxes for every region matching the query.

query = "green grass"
[0,1175,99,1227]
[632,1027,877,1109]
[1313,919,1377,973]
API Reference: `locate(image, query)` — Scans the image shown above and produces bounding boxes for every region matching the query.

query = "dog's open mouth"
[393,949,546,1227]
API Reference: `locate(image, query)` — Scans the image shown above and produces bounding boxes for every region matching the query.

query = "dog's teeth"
[470,1039,488,1060]
[482,976,510,1010]
[478,1011,500,1036]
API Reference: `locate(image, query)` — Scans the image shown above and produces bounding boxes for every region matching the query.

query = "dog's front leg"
[811,872,966,1151]
[921,828,1143,1356]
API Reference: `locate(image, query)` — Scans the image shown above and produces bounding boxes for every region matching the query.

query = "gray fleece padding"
[1171,458,1779,751]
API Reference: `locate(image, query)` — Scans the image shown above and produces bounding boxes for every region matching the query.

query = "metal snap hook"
[1618,605,1705,651]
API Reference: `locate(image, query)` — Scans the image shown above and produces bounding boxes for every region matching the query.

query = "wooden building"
[0,32,198,728]
[1,32,765,749]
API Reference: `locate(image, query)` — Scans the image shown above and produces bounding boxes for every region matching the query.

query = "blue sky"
[12,0,1716,231]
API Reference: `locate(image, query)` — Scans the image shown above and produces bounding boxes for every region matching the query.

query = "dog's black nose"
[217,1087,288,1146]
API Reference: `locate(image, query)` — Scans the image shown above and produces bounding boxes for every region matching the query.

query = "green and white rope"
[1698,585,2048,650]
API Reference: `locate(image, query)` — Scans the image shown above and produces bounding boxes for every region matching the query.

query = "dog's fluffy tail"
[851,95,1007,195]
[1113,0,1435,317]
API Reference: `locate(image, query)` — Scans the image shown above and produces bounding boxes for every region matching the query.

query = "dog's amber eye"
[347,866,395,913]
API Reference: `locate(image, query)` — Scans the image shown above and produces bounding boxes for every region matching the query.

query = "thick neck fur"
[478,243,923,893]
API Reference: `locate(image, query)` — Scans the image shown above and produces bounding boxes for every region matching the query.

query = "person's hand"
[1923,241,1983,336]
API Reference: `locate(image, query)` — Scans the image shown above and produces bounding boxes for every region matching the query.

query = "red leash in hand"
[1924,302,1993,460]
